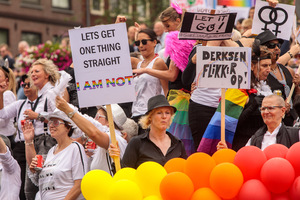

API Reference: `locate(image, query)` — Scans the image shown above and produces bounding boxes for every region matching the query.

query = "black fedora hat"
[255,30,284,45]
[145,95,176,115]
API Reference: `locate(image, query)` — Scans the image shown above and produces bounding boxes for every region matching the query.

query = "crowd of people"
[0,0,300,199]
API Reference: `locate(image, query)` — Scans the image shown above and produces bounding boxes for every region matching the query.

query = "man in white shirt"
[0,135,21,200]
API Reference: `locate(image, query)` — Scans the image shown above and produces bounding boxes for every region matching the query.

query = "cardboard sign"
[252,0,295,41]
[179,12,237,40]
[68,23,135,108]
[196,46,251,89]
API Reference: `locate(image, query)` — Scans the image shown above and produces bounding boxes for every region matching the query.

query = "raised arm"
[55,96,110,149]
[22,120,37,165]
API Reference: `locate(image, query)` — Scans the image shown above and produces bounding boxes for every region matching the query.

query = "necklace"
[142,54,158,65]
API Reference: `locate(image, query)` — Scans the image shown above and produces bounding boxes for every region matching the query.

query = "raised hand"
[21,120,35,143]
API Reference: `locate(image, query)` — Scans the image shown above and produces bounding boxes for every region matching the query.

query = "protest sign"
[69,23,135,108]
[179,12,236,40]
[169,0,215,11]
[196,46,251,89]
[252,0,295,41]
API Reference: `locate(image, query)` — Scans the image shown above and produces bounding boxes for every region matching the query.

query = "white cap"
[96,104,127,129]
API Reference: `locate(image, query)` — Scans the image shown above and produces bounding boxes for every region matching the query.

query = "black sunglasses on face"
[265,42,281,49]
[134,39,153,46]
[21,82,30,88]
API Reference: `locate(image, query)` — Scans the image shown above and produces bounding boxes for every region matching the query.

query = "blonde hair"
[31,59,59,86]
[0,67,16,95]
[139,107,175,129]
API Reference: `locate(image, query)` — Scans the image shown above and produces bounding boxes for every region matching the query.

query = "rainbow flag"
[197,89,249,155]
[217,0,255,7]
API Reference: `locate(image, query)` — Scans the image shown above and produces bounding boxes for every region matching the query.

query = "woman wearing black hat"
[109,94,187,169]
[256,30,300,126]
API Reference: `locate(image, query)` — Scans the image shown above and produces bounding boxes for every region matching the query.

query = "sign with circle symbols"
[252,0,295,41]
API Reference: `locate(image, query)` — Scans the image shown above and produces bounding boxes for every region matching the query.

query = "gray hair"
[122,118,138,141]
[263,94,285,107]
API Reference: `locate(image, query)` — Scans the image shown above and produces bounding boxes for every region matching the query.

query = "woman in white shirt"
[23,108,88,200]
[0,60,16,144]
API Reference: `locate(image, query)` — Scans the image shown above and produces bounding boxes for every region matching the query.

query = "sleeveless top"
[132,57,163,117]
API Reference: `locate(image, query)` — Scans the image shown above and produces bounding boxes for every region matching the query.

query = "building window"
[109,0,131,16]
[22,0,40,4]
[91,0,104,15]
[21,32,41,46]
[52,0,71,9]
[0,29,9,45]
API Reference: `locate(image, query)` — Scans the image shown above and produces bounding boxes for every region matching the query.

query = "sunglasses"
[21,82,31,88]
[265,42,281,49]
[49,119,65,127]
[259,106,283,112]
[134,39,153,46]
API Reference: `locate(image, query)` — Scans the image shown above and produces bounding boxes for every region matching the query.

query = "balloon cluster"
[81,142,300,200]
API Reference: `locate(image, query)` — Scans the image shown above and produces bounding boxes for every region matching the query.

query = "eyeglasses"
[95,113,106,120]
[259,106,283,112]
[49,119,65,127]
[21,82,30,88]
[265,42,281,49]
[134,39,153,46]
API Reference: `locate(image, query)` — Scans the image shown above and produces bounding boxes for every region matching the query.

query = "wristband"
[25,141,34,146]
[287,51,293,58]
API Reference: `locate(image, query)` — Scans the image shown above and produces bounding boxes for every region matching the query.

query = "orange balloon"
[184,152,216,189]
[209,163,243,199]
[160,172,194,200]
[164,158,186,173]
[191,188,221,200]
[212,149,236,165]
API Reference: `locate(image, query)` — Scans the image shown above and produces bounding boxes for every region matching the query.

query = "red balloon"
[260,158,295,194]
[286,142,300,177]
[272,192,290,200]
[160,172,194,200]
[234,146,267,181]
[290,176,300,200]
[237,179,271,200]
[263,144,288,160]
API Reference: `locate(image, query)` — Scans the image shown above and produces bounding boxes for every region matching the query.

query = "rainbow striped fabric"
[197,89,249,155]
[217,0,255,7]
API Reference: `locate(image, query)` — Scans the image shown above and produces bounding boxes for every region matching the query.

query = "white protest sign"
[196,46,251,89]
[252,0,295,41]
[179,12,236,40]
[68,23,135,108]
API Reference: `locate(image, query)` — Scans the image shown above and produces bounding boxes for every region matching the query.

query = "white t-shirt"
[90,127,127,174]
[0,90,16,137]
[0,146,21,200]
[38,142,88,200]
[191,87,221,108]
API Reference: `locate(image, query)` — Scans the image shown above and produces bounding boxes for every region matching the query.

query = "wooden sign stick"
[106,104,121,172]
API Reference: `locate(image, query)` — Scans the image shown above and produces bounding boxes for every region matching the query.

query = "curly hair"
[31,59,60,86]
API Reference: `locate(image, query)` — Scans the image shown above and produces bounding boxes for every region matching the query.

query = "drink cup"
[86,140,96,152]
[35,155,43,171]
